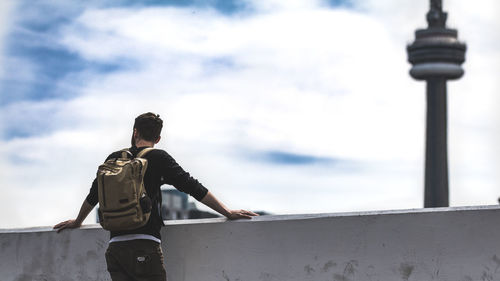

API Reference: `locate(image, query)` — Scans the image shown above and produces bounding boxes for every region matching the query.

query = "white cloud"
[444,0,500,203]
[59,6,426,159]
[1,0,499,228]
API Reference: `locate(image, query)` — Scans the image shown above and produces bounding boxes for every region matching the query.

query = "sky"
[0,0,499,229]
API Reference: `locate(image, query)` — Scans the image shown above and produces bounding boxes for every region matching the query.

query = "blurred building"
[160,188,219,220]
[160,188,271,220]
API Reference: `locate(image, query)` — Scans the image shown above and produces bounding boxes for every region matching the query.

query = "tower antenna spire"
[431,0,442,11]
[427,0,447,28]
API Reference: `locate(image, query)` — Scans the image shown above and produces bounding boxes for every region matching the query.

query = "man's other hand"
[226,210,259,220]
[53,219,82,233]
[200,191,259,220]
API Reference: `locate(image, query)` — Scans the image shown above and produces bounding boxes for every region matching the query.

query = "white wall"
[1,206,500,281]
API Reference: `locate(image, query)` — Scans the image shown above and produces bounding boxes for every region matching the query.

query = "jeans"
[105,239,167,281]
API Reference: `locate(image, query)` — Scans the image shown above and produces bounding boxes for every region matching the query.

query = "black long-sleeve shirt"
[86,146,209,239]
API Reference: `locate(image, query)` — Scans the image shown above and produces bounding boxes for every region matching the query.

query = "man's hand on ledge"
[53,219,82,233]
[53,200,93,232]
[226,209,259,220]
[200,191,259,220]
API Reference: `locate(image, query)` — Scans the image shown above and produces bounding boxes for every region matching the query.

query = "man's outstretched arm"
[53,200,94,232]
[201,191,258,220]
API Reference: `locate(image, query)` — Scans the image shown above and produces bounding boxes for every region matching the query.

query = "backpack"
[97,148,154,231]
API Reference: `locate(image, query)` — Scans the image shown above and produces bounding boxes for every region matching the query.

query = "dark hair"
[133,112,163,142]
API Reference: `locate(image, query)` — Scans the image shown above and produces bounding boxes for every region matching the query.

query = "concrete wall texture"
[1,205,499,281]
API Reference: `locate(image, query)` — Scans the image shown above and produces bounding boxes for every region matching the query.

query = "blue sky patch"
[324,0,353,8]
[202,56,239,75]
[3,46,128,97]
[0,0,130,139]
[1,44,130,105]
[259,150,338,165]
[118,0,250,15]
[0,1,134,106]
[1,110,58,140]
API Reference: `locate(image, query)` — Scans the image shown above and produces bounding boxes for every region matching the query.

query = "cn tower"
[407,0,466,207]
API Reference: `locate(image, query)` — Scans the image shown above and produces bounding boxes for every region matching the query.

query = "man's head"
[132,112,163,146]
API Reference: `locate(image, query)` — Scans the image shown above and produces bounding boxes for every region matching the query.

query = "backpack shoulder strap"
[119,148,132,159]
[137,147,155,158]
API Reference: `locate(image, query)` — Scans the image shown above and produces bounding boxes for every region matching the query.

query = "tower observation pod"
[406,0,466,207]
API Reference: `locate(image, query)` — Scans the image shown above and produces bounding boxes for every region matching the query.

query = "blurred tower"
[407,0,466,207]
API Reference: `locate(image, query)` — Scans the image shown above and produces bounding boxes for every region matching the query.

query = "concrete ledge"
[2,205,500,281]
[4,205,498,231]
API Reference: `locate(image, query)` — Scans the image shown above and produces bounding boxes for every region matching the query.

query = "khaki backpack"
[97,148,154,231]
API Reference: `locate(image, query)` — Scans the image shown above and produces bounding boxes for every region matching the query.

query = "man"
[54,112,258,281]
